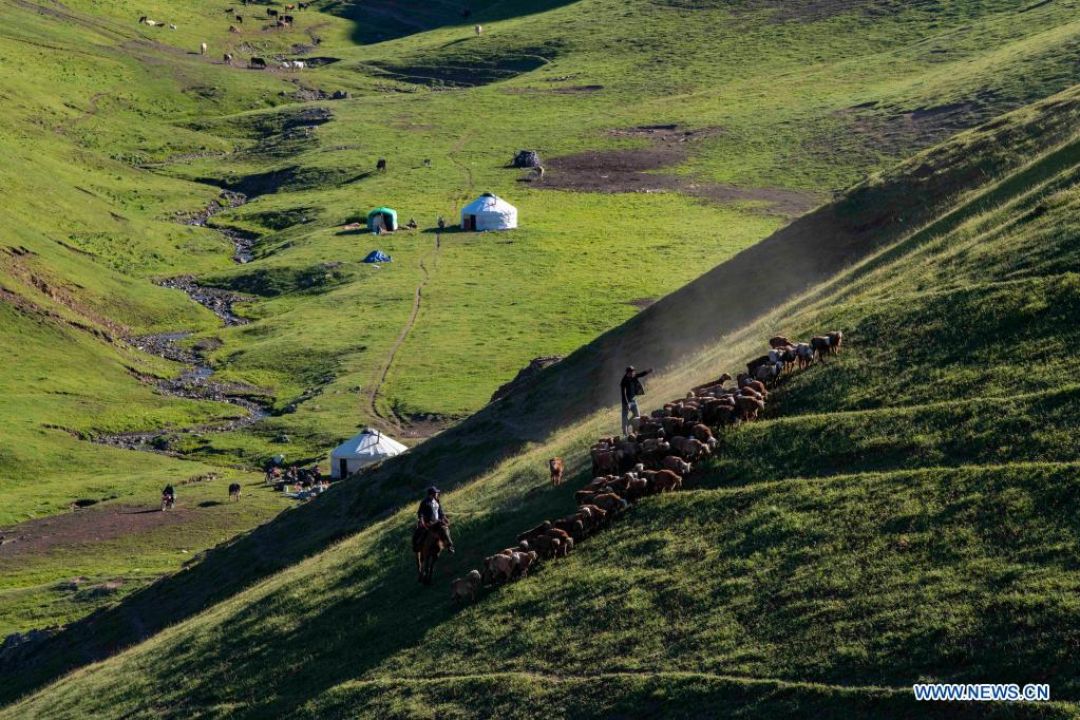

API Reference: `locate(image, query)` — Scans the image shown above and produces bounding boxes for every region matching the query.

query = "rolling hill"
[3,74,1079,716]
[1,0,1079,716]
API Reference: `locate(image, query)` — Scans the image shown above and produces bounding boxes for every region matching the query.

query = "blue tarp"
[363,250,392,264]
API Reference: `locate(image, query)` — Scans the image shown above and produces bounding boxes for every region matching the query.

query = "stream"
[93,193,272,452]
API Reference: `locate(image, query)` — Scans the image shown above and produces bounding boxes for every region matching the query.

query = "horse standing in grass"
[416,520,453,585]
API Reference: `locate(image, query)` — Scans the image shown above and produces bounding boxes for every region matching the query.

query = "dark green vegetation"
[1,0,1079,716]
[4,78,1080,719]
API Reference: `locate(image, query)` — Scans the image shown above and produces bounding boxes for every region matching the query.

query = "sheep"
[200,42,208,55]
[810,336,831,361]
[548,456,564,486]
[517,521,552,546]
[670,436,710,462]
[450,570,482,602]
[746,354,772,377]
[735,394,765,421]
[649,469,682,493]
[529,533,562,559]
[554,514,586,541]
[483,553,515,585]
[590,492,629,516]
[661,455,692,476]
[474,24,483,36]
[690,423,714,444]
[511,550,538,579]
[795,342,814,369]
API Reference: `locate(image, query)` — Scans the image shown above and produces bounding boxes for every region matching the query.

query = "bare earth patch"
[0,506,191,559]
[537,127,823,217]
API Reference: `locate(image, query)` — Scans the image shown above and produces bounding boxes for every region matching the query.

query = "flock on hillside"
[138,1,317,69]
[448,330,844,602]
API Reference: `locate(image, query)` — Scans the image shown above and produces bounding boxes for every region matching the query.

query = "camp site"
[1,1,1078,718]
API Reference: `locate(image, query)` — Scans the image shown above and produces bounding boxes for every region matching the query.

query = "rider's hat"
[427,486,441,495]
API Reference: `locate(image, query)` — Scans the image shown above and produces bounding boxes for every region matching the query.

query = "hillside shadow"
[320,0,583,46]
[5,88,1078,706]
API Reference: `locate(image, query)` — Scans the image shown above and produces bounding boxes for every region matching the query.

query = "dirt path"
[365,133,472,436]
[366,236,440,434]
[0,505,191,560]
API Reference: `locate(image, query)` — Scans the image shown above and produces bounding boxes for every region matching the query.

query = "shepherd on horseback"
[413,486,454,584]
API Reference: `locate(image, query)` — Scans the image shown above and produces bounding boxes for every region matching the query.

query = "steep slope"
[5,0,1078,639]
[4,85,1079,717]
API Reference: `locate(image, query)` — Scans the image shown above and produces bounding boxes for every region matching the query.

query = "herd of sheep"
[449,330,843,602]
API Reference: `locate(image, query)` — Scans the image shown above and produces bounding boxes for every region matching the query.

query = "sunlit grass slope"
[4,82,1078,717]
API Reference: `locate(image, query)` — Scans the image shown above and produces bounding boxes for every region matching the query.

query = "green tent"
[367,207,398,232]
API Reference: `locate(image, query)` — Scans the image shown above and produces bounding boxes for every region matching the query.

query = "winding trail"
[365,132,473,435]
[366,236,440,434]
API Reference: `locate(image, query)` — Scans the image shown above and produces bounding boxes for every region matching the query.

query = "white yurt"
[460,192,517,231]
[329,429,408,478]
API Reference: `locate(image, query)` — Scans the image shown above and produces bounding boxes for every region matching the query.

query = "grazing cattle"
[827,330,844,354]
[376,158,387,172]
[235,14,243,22]
[267,8,278,16]
[228,482,242,501]
[282,14,295,23]
[661,455,692,476]
[548,457,564,486]
[769,335,793,349]
[200,42,207,55]
[450,570,482,602]
[690,423,714,444]
[229,25,239,32]
[249,57,267,69]
[224,53,234,64]
[299,2,309,8]
[285,3,296,9]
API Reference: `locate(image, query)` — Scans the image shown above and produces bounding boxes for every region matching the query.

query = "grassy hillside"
[2,0,1079,689]
[4,81,1079,716]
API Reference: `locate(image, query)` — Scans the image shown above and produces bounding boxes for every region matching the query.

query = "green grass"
[2,0,1080,713]
[3,73,1079,716]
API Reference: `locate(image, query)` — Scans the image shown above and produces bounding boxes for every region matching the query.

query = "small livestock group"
[141,2,312,62]
[450,330,843,603]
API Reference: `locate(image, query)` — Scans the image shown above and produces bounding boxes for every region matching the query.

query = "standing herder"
[620,366,652,435]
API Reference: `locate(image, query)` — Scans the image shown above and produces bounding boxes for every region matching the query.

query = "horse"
[415,520,453,585]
